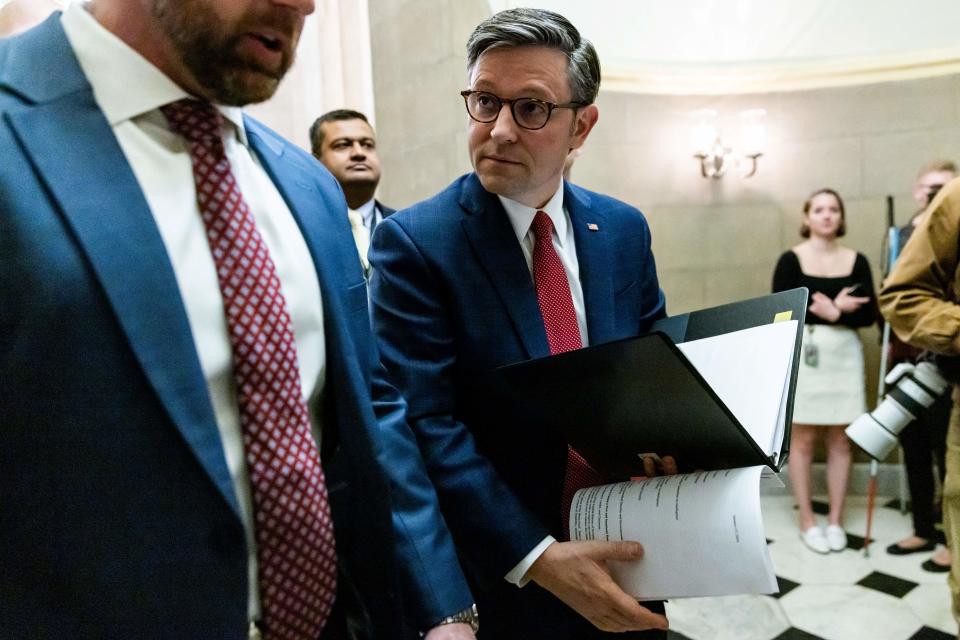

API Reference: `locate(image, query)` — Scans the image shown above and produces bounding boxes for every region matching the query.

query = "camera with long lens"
[846,359,950,459]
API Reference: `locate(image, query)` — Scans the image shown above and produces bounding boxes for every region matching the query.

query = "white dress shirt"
[62,5,327,621]
[353,197,379,231]
[498,182,589,586]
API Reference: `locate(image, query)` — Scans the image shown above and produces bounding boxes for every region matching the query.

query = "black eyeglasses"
[460,90,584,131]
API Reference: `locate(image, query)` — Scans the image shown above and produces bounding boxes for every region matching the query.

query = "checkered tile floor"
[663,495,956,640]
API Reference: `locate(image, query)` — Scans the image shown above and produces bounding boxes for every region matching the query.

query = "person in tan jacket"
[879,176,960,628]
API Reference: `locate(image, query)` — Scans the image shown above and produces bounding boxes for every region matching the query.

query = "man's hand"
[527,540,669,633]
[639,454,678,478]
[423,623,476,640]
[809,291,841,322]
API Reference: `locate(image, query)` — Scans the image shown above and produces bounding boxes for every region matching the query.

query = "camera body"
[846,360,950,459]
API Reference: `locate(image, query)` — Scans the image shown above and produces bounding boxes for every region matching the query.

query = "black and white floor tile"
[663,495,956,640]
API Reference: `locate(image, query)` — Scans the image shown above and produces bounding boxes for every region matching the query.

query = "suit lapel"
[246,119,358,452]
[245,118,352,305]
[4,20,239,517]
[0,12,84,103]
[375,199,395,218]
[566,183,615,345]
[459,175,550,359]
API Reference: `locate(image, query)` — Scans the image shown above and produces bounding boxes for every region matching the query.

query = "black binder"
[494,288,807,478]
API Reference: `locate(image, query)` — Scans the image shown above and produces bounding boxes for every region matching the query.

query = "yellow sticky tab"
[774,311,793,322]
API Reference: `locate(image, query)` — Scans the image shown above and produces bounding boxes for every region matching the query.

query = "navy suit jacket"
[0,15,470,638]
[376,200,396,224]
[370,173,666,637]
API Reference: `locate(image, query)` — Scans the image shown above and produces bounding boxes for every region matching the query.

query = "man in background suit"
[369,8,669,639]
[311,109,393,272]
[0,0,475,638]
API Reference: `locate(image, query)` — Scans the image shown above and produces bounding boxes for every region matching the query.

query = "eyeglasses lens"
[465,92,550,130]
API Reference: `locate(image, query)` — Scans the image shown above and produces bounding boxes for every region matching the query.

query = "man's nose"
[350,143,367,158]
[489,102,518,143]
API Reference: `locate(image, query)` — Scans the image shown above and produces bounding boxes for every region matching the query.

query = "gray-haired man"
[369,8,670,639]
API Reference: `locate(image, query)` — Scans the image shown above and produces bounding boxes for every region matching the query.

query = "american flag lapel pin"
[587,223,599,231]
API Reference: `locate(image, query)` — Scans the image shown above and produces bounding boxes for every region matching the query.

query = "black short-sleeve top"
[772,250,878,327]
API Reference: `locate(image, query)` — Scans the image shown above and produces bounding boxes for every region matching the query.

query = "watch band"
[421,603,479,636]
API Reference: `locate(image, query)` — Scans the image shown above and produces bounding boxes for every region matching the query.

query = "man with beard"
[0,1,476,639]
[310,110,392,273]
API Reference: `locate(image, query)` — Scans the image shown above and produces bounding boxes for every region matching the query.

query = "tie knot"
[531,210,554,243]
[161,98,223,145]
[347,209,365,230]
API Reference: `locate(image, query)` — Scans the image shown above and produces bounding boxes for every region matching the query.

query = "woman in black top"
[772,188,877,555]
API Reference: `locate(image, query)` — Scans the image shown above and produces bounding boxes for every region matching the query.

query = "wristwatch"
[422,604,479,636]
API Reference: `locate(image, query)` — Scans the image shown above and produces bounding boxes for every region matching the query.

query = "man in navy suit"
[310,109,394,273]
[369,8,669,639]
[0,1,476,638]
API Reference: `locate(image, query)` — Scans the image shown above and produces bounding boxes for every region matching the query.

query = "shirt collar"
[61,4,248,146]
[499,182,567,247]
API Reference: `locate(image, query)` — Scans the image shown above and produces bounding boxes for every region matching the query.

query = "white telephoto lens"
[845,398,914,459]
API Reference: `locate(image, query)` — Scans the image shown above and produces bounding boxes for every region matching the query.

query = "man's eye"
[518,100,548,117]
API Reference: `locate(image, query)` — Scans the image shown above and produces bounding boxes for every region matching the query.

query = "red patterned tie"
[530,211,604,539]
[162,99,336,640]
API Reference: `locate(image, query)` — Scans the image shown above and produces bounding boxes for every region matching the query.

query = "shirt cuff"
[504,535,556,587]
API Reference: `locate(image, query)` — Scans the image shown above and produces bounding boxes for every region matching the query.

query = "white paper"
[677,320,797,458]
[570,466,778,600]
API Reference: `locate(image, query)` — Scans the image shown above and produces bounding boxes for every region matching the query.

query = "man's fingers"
[615,601,669,632]
[637,609,670,631]
[638,453,677,477]
[580,539,645,562]
[422,623,476,640]
[597,589,670,632]
[641,455,656,477]
[529,540,669,634]
[661,455,678,475]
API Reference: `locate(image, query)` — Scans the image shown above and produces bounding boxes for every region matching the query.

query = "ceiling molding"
[603,50,960,95]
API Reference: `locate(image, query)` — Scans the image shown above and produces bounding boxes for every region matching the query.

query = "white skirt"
[792,324,867,425]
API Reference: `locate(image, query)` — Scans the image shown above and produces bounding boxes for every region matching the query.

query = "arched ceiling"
[489,1,960,94]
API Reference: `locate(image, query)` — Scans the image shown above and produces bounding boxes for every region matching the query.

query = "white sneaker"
[800,526,830,554]
[825,525,847,552]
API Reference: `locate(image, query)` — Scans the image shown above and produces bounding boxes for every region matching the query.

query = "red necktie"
[162,99,336,640]
[530,211,604,539]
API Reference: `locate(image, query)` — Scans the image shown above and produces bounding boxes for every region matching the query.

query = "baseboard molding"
[762,462,905,497]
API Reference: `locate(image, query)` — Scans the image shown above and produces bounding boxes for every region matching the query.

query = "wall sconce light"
[690,108,766,179]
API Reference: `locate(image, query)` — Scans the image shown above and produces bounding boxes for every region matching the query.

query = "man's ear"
[570,104,599,148]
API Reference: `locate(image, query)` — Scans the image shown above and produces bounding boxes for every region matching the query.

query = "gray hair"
[466,8,601,105]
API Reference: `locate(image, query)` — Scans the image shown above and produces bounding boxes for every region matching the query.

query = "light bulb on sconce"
[690,108,766,179]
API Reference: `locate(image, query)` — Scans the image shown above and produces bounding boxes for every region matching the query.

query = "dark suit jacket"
[376,200,396,226]
[369,173,666,638]
[0,15,470,638]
